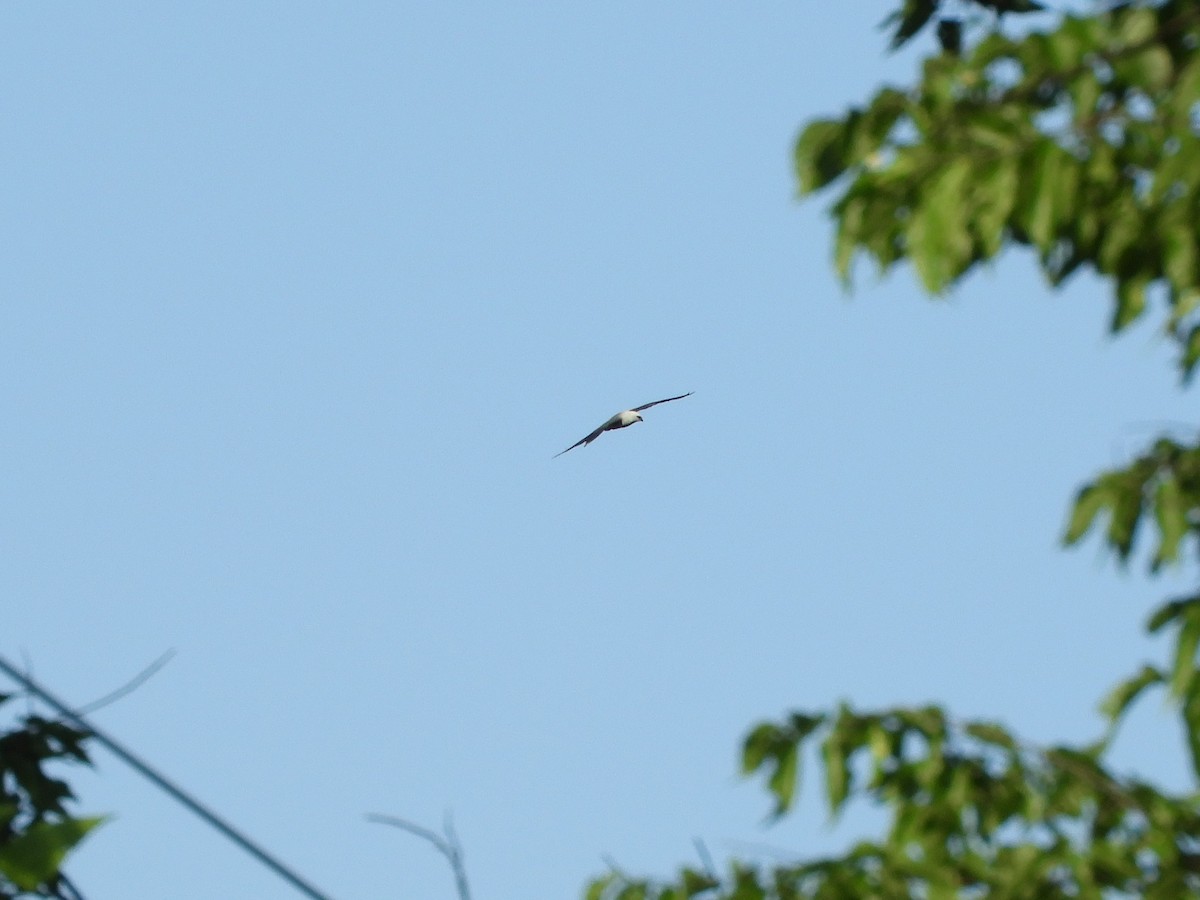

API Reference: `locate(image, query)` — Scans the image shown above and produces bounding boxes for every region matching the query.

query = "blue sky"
[3,2,1196,898]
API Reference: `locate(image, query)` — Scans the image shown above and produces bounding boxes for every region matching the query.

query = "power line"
[0,654,335,900]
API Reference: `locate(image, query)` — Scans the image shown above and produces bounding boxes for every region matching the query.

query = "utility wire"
[0,654,335,900]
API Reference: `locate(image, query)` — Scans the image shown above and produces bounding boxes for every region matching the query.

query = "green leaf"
[822,733,850,818]
[936,19,962,57]
[1064,482,1110,545]
[0,816,104,891]
[766,743,799,818]
[1116,7,1157,46]
[1170,59,1200,129]
[844,89,908,167]
[964,721,1018,750]
[906,158,973,293]
[680,868,719,895]
[741,723,781,774]
[1112,275,1149,332]
[742,714,824,817]
[1020,143,1069,251]
[1069,69,1102,122]
[795,120,849,194]
[1152,475,1188,570]
[973,158,1020,259]
[883,0,938,51]
[1121,47,1173,93]
[1103,471,1146,561]
[1170,608,1200,698]
[834,195,867,284]
[866,720,892,765]
[979,0,1044,13]
[1182,324,1200,382]
[820,715,859,820]
[1098,664,1164,723]
[1162,223,1197,296]
[1182,675,1200,780]
[586,874,617,900]
[1098,200,1140,273]
[1147,596,1200,633]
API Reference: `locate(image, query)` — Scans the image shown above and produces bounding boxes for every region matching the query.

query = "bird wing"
[553,417,617,458]
[632,391,693,412]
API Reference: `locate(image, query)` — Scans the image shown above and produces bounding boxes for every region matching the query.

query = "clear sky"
[3,3,1196,898]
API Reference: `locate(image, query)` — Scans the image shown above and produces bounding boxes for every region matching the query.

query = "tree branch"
[367,812,471,900]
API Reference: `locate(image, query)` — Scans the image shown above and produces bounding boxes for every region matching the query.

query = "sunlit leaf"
[1064,482,1109,545]
[767,744,799,818]
[1098,664,1164,724]
[0,817,104,891]
[1152,475,1188,570]
[822,731,851,817]
[906,158,973,292]
[964,721,1017,750]
[1116,7,1157,46]
[1021,143,1066,251]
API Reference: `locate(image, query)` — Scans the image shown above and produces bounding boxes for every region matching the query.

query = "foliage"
[0,695,100,899]
[800,0,1200,378]
[586,1,1200,897]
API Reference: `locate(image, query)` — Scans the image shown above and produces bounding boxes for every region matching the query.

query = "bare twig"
[693,837,718,881]
[56,870,89,900]
[19,647,36,717]
[367,812,472,900]
[74,649,176,717]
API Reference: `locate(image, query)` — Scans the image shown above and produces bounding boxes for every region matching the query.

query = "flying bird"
[554,392,693,457]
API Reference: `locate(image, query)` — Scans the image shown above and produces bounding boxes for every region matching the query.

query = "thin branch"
[74,649,176,717]
[20,647,36,717]
[693,837,718,881]
[368,812,472,900]
[55,870,88,900]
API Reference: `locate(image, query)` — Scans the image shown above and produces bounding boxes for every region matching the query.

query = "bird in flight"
[554,392,693,457]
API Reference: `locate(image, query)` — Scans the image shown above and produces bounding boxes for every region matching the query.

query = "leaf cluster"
[588,698,1200,899]
[586,2,1200,898]
[799,0,1200,378]
[0,696,101,899]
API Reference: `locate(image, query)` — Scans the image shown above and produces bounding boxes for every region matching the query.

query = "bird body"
[554,392,692,457]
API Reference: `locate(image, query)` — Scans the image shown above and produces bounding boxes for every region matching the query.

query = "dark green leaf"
[1182,324,1200,382]
[884,0,940,51]
[741,723,779,773]
[936,19,962,56]
[795,120,849,194]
